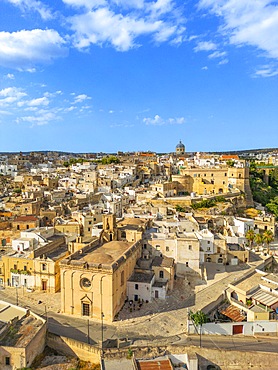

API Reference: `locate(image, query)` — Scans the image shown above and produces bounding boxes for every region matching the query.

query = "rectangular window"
[166,246,169,252]
[24,266,27,271]
[188,245,192,250]
[135,284,138,290]
[5,357,10,365]
[159,271,164,278]
[88,228,91,232]
[42,263,47,271]
[186,262,189,267]
[14,264,17,270]
[89,221,92,225]
[82,303,90,316]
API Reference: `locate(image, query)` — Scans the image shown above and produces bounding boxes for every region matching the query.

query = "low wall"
[188,320,278,336]
[47,332,101,363]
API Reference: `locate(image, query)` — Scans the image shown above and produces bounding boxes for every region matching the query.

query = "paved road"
[1,260,275,354]
[176,334,278,353]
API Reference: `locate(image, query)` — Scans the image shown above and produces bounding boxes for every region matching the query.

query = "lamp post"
[87,319,90,345]
[100,276,105,355]
[15,283,19,306]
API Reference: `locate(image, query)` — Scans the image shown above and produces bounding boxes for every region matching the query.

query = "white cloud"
[20,111,59,126]
[0,29,67,70]
[64,106,77,112]
[63,0,106,9]
[202,66,208,70]
[28,97,50,106]
[218,58,228,65]
[0,87,27,106]
[68,1,186,51]
[144,114,185,125]
[255,65,278,78]
[73,94,92,103]
[208,51,227,59]
[0,85,92,126]
[198,0,278,61]
[5,73,15,80]
[0,110,13,115]
[6,0,53,20]
[194,41,217,52]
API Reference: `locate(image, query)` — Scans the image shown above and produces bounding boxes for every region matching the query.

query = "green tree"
[263,230,274,254]
[245,229,255,249]
[226,160,235,167]
[266,196,278,220]
[190,310,208,347]
[175,204,186,212]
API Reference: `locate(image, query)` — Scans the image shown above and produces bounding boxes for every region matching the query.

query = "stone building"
[0,301,46,369]
[60,239,142,322]
[172,162,251,198]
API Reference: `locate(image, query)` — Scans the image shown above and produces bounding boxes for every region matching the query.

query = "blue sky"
[0,0,278,153]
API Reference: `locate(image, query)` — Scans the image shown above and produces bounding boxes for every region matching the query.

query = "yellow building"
[1,230,67,292]
[172,164,250,196]
[60,239,142,322]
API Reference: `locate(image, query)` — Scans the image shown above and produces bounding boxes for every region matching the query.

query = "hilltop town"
[0,142,278,370]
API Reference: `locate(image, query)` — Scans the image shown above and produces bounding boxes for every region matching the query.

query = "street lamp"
[15,282,19,306]
[87,318,90,345]
[100,276,105,354]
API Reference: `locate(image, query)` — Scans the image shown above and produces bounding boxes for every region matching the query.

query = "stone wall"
[47,332,101,363]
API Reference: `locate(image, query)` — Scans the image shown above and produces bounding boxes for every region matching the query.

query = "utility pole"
[87,319,90,345]
[100,276,105,356]
[45,305,48,323]
[15,283,19,306]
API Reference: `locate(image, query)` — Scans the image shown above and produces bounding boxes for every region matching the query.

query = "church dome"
[176,140,185,149]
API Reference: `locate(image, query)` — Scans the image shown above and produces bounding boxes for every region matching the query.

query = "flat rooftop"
[66,240,139,270]
[233,272,264,293]
[0,302,26,322]
[0,314,44,347]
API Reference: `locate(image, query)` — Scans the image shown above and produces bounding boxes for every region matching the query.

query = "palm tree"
[263,230,274,254]
[245,229,255,249]
[254,233,264,250]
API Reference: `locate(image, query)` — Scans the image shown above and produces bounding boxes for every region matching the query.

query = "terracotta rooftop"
[220,305,245,322]
[137,359,173,370]
[221,155,239,160]
[14,215,38,222]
